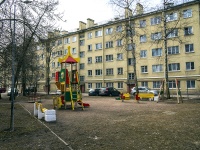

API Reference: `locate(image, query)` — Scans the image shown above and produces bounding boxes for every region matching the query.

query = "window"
[64,38,70,44]
[95,69,102,76]
[88,83,92,89]
[88,32,92,39]
[152,48,162,56]
[52,52,56,57]
[51,42,55,47]
[52,62,55,68]
[57,39,62,45]
[168,46,179,54]
[116,25,122,32]
[57,62,60,67]
[152,64,163,72]
[167,29,178,38]
[105,27,113,35]
[151,32,162,40]
[117,53,123,60]
[166,12,178,22]
[105,41,113,48]
[95,30,102,37]
[88,57,92,64]
[88,70,92,76]
[140,50,147,58]
[118,82,123,88]
[183,9,192,18]
[128,58,134,65]
[184,27,193,35]
[185,44,194,53]
[153,81,161,88]
[72,48,76,54]
[128,73,134,80]
[106,68,113,75]
[95,56,102,63]
[127,43,135,51]
[168,63,180,71]
[80,63,84,69]
[169,80,180,89]
[141,81,148,87]
[106,82,113,87]
[141,66,148,73]
[187,80,195,88]
[52,73,55,78]
[80,51,85,58]
[106,55,113,61]
[139,20,146,28]
[140,35,147,42]
[80,76,85,82]
[151,16,161,25]
[117,68,123,75]
[64,49,68,55]
[186,62,194,70]
[57,50,62,56]
[96,83,102,88]
[80,40,85,46]
[116,39,122,46]
[95,43,102,50]
[88,44,92,51]
[72,36,76,42]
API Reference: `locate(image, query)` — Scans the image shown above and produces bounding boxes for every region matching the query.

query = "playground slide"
[55,82,61,90]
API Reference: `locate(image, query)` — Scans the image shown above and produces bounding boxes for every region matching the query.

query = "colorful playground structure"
[53,46,90,110]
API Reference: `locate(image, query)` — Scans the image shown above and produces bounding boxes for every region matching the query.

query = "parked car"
[130,86,158,96]
[88,88,100,96]
[99,87,120,96]
[7,88,18,96]
[0,87,6,93]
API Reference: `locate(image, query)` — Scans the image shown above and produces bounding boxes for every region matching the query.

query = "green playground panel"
[65,91,78,101]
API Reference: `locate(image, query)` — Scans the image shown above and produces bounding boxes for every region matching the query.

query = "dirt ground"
[0,93,200,150]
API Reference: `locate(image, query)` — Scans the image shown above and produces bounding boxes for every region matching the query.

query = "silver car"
[130,86,158,96]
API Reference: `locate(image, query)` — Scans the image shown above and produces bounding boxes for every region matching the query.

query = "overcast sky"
[58,0,162,31]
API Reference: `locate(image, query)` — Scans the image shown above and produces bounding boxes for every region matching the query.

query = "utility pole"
[163,0,171,99]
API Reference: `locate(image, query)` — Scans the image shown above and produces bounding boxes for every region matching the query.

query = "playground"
[1,94,200,150]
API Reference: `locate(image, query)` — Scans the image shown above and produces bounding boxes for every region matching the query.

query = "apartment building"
[37,0,200,94]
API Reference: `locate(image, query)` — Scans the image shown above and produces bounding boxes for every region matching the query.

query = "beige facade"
[37,0,200,94]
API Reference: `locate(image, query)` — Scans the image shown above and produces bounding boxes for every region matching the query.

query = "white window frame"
[106,55,113,61]
[140,35,147,42]
[116,25,122,32]
[105,27,113,35]
[184,26,193,35]
[167,29,178,38]
[88,83,92,89]
[128,73,134,80]
[80,51,85,58]
[106,82,113,87]
[96,83,102,88]
[88,44,92,51]
[88,32,92,39]
[88,57,92,64]
[150,16,161,25]
[141,66,148,73]
[117,68,123,75]
[95,69,102,76]
[72,36,76,42]
[80,39,85,46]
[168,46,179,54]
[187,80,195,88]
[117,53,123,60]
[153,81,161,88]
[118,82,123,88]
[106,68,113,75]
[185,44,194,53]
[168,63,180,71]
[166,12,178,22]
[152,48,162,56]
[128,58,134,65]
[152,64,163,72]
[95,43,102,50]
[183,9,192,18]
[151,32,162,40]
[116,39,122,47]
[72,48,76,54]
[105,41,113,48]
[95,30,102,37]
[186,62,194,70]
[95,56,102,63]
[64,38,70,44]
[140,50,147,58]
[139,20,146,28]
[88,70,92,76]
[80,63,84,70]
